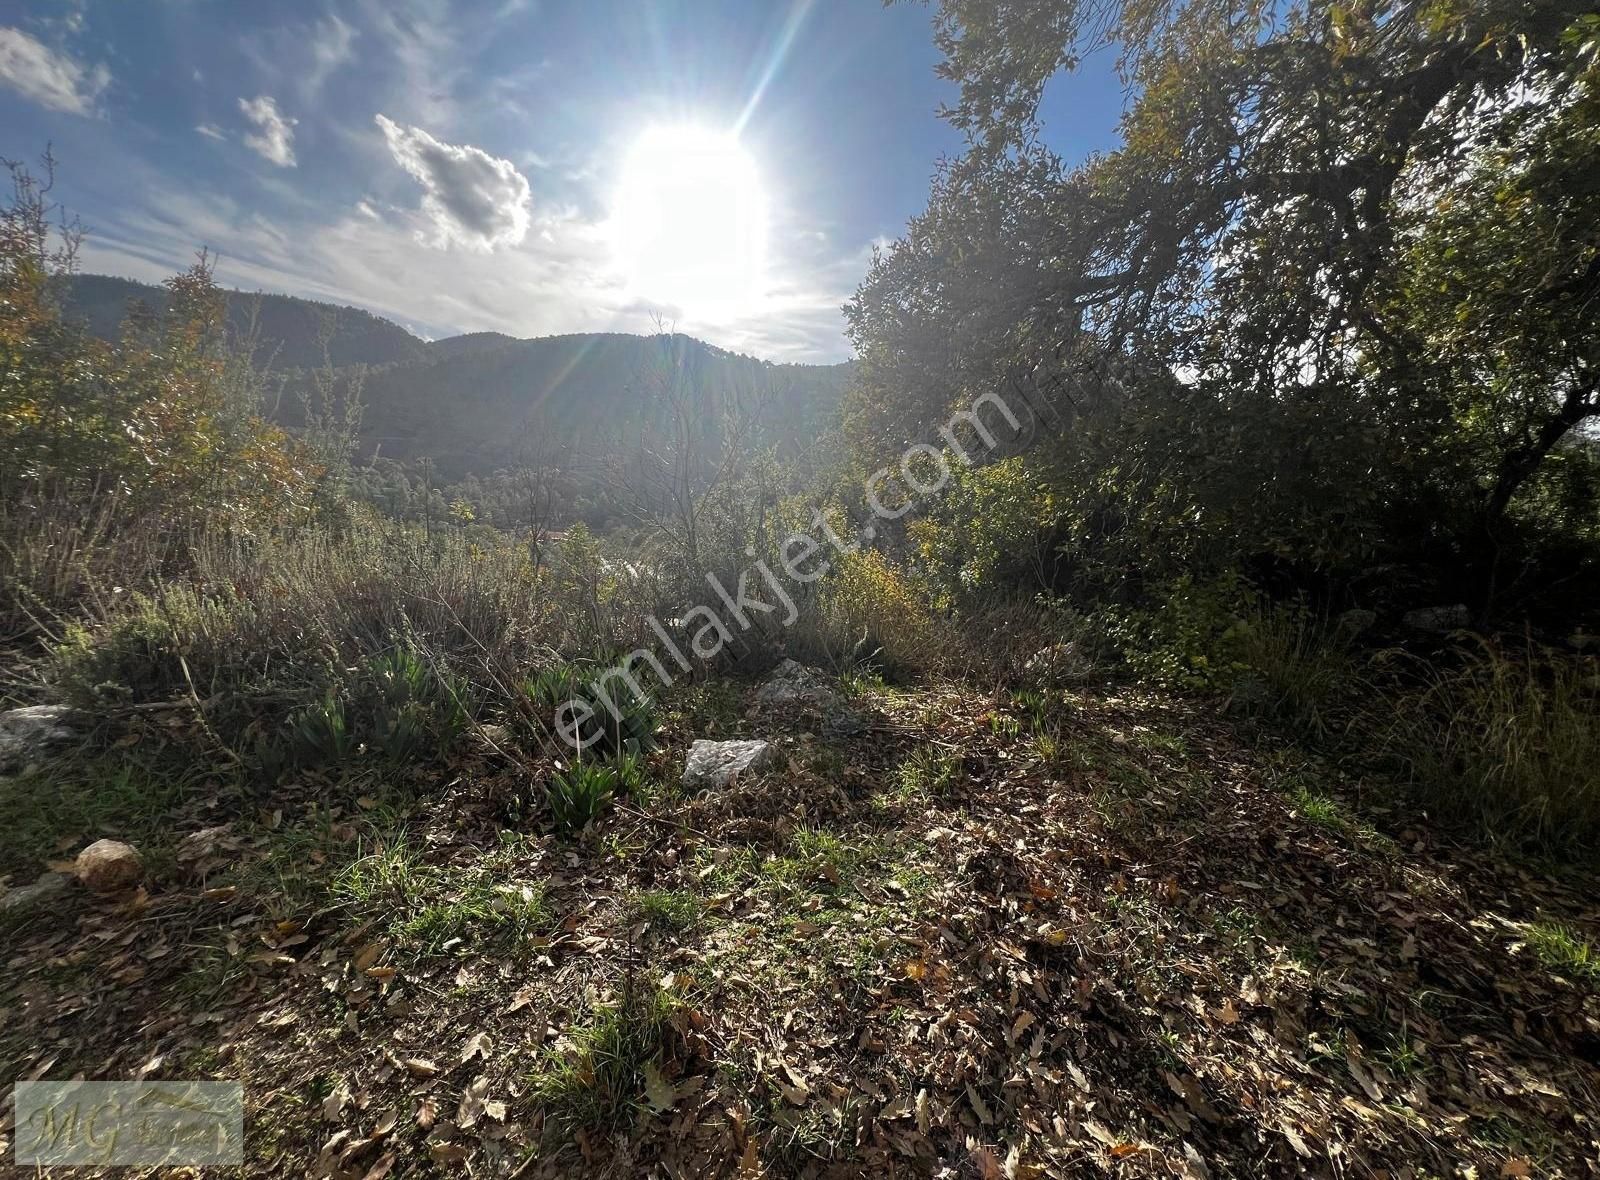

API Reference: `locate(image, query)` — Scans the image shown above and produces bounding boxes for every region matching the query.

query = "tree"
[1,155,314,533]
[850,0,1600,614]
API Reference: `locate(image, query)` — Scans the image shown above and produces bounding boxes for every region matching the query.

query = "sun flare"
[612,125,767,320]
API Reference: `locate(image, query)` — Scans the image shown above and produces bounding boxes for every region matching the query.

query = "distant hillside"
[56,274,428,370]
[427,331,519,360]
[58,274,852,480]
[342,332,852,478]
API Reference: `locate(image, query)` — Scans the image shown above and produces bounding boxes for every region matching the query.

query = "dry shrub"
[0,480,186,646]
[954,596,1096,688]
[796,549,954,677]
[1371,640,1600,852]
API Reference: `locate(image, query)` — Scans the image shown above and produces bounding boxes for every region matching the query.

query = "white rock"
[0,871,71,914]
[0,705,79,773]
[74,839,144,894]
[1402,604,1471,633]
[683,739,778,789]
[756,659,841,709]
[1024,643,1093,683]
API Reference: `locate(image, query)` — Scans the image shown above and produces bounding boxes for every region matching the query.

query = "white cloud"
[195,122,225,141]
[239,95,297,167]
[307,14,357,93]
[375,114,532,252]
[0,26,108,115]
[357,0,460,127]
[246,13,356,101]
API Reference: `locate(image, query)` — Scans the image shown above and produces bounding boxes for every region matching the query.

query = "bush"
[1094,578,1359,736]
[547,762,618,837]
[0,484,185,644]
[1228,604,1356,738]
[286,691,354,766]
[275,644,470,768]
[52,523,542,715]
[958,595,1097,688]
[522,661,655,758]
[906,454,1064,598]
[54,583,266,706]
[2,164,316,552]
[362,645,469,762]
[1372,642,1600,851]
[805,548,951,676]
[1098,573,1254,691]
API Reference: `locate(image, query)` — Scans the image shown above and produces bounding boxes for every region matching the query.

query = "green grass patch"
[1131,730,1188,757]
[395,882,552,954]
[530,983,680,1134]
[840,669,887,698]
[1523,921,1600,987]
[667,680,744,736]
[695,829,891,907]
[330,838,552,955]
[632,889,702,932]
[1373,642,1600,854]
[0,755,214,878]
[894,746,959,801]
[1286,783,1395,851]
[239,820,550,956]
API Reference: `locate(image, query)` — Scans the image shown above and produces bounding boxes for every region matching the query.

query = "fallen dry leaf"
[456,1075,491,1129]
[458,1031,490,1067]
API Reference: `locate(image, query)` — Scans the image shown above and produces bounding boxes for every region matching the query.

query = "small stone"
[1024,642,1093,684]
[683,739,778,789]
[74,839,144,894]
[0,871,71,914]
[822,708,867,739]
[0,705,79,774]
[1335,608,1378,637]
[1401,604,1471,633]
[470,716,508,754]
[176,825,233,864]
[756,660,869,736]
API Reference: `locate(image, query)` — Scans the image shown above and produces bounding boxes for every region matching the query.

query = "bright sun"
[613,125,767,320]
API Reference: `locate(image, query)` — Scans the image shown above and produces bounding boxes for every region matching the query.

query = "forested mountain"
[425,331,520,360]
[56,274,852,480]
[335,332,850,479]
[56,274,429,369]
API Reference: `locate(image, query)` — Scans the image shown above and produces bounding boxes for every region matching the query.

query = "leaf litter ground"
[1,677,1597,1177]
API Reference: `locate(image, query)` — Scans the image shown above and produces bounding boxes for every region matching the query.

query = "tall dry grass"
[1369,639,1600,851]
[0,480,186,648]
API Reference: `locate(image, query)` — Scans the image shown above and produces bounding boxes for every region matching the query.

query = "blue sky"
[0,0,1126,361]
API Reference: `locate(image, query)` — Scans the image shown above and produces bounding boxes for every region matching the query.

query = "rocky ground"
[1,665,1597,1177]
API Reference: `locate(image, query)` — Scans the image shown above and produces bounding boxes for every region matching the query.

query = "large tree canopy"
[847,0,1600,615]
